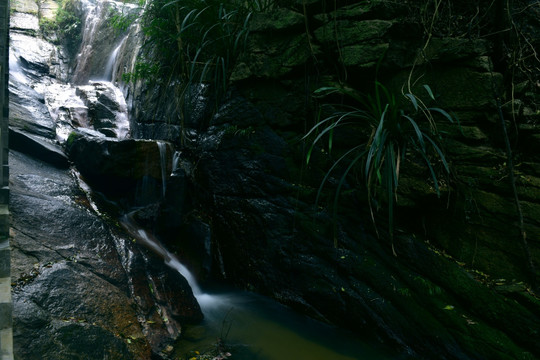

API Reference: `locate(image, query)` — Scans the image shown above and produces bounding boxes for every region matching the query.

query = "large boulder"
[66,135,174,205]
[9,78,57,139]
[9,128,69,168]
[10,150,202,359]
[10,32,67,81]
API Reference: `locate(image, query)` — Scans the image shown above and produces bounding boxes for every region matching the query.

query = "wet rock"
[132,123,183,143]
[44,83,89,142]
[9,12,39,35]
[76,81,130,138]
[9,128,69,168]
[146,261,203,322]
[10,150,201,359]
[9,79,57,139]
[13,263,137,360]
[10,32,59,78]
[10,150,147,359]
[66,135,173,204]
[9,23,71,141]
[11,0,39,14]
[210,94,264,128]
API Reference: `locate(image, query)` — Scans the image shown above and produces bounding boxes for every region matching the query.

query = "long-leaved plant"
[304,82,454,251]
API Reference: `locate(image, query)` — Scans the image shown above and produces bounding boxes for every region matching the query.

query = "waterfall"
[71,0,101,83]
[172,150,181,174]
[157,141,167,198]
[108,84,130,139]
[8,52,27,85]
[120,214,204,298]
[102,36,127,82]
[73,0,138,84]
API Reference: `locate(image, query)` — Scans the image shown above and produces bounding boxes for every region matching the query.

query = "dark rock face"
[66,135,173,205]
[10,150,203,360]
[9,128,69,168]
[114,1,540,359]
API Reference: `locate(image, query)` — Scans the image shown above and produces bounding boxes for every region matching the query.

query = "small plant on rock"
[304,81,454,250]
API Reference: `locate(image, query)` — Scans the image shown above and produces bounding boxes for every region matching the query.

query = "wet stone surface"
[10,150,201,359]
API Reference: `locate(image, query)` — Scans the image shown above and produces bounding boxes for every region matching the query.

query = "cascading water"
[157,141,167,198]
[172,151,182,173]
[102,36,127,82]
[71,0,101,83]
[72,0,139,83]
[114,147,390,360]
[120,213,202,295]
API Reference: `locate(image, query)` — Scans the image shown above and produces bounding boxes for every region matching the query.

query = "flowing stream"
[114,147,396,360]
[120,213,394,360]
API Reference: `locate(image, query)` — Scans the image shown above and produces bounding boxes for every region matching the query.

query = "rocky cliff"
[9,1,202,359]
[9,0,540,359]
[107,1,540,358]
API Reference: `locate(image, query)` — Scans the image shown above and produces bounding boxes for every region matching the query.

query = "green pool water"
[178,291,397,360]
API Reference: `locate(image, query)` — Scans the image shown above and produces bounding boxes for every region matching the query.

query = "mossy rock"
[314,20,393,47]
[421,38,489,64]
[314,1,407,21]
[11,0,39,14]
[444,139,504,165]
[462,56,493,72]
[428,68,502,110]
[249,8,304,33]
[516,175,540,202]
[437,124,488,143]
[231,33,316,80]
[340,42,389,67]
[391,67,502,111]
[396,237,540,356]
[39,0,59,21]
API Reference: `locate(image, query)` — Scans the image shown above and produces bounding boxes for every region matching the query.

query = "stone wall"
[0,0,11,359]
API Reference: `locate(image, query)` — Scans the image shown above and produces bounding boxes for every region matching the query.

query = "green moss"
[314,20,393,47]
[66,131,80,148]
[340,43,389,67]
[249,8,304,32]
[56,0,82,55]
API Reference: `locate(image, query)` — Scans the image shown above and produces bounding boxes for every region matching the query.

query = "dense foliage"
[48,0,82,53]
[135,0,252,96]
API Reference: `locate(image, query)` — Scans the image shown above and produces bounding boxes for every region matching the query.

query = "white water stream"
[157,141,168,198]
[102,35,128,82]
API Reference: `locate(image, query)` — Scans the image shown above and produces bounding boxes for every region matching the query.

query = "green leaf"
[405,93,419,111]
[428,107,454,123]
[424,134,450,173]
[423,84,436,100]
[402,114,426,151]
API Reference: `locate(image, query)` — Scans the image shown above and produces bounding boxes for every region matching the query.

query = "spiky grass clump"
[305,82,454,249]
